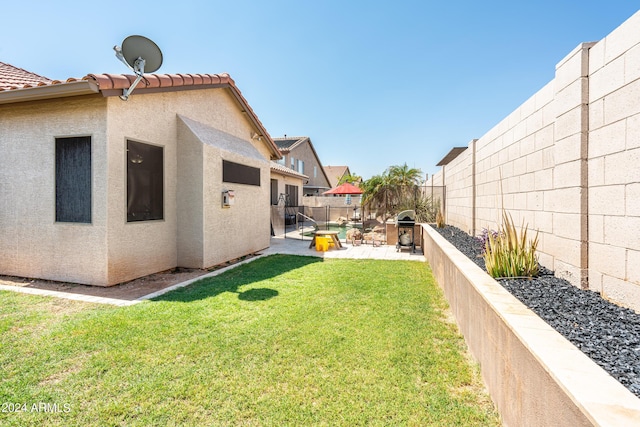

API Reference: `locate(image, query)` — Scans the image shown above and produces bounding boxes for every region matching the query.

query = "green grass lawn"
[0,255,500,426]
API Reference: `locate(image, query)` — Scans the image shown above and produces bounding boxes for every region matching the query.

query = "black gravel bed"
[431,225,640,398]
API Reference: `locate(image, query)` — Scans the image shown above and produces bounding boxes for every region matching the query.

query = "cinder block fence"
[427,10,640,312]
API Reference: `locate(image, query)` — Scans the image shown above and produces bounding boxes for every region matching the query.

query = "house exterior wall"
[105,88,272,283]
[0,95,110,285]
[1,85,273,286]
[426,10,640,311]
[202,143,270,268]
[279,141,330,195]
[176,119,205,268]
[291,142,329,192]
[271,171,304,206]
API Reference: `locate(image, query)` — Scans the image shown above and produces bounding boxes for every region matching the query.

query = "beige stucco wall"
[282,141,330,193]
[271,171,304,206]
[104,88,272,284]
[202,145,270,267]
[0,95,110,285]
[1,85,273,286]
[426,10,640,311]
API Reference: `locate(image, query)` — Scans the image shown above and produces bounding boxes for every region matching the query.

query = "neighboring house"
[324,165,351,188]
[0,63,281,286]
[269,161,308,236]
[269,161,308,206]
[273,136,331,197]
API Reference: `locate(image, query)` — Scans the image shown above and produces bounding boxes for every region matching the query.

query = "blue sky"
[1,1,638,180]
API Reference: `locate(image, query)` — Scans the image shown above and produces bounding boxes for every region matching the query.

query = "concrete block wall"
[427,10,640,311]
[587,11,640,309]
[442,141,475,235]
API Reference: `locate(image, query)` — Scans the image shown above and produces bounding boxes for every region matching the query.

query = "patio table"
[309,230,343,249]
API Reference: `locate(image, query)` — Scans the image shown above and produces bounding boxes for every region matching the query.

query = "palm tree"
[337,172,362,185]
[361,163,425,221]
[361,173,389,212]
[388,163,421,192]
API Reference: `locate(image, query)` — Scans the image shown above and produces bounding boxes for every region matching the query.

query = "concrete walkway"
[261,236,425,261]
[0,237,424,306]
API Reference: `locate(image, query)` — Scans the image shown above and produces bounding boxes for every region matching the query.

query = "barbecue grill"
[395,210,416,253]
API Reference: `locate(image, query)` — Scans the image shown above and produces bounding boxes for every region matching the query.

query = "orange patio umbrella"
[323,182,363,195]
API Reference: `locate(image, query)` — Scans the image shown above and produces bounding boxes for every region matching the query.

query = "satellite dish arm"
[113,36,163,101]
[113,45,147,101]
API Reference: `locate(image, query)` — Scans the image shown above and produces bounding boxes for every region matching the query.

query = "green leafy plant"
[483,210,539,278]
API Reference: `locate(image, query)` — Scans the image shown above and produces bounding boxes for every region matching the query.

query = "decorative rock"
[432,224,640,398]
[346,228,363,241]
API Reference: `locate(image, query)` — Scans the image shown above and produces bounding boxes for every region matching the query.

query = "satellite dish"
[113,35,163,100]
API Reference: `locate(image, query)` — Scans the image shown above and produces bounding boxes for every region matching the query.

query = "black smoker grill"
[396,210,416,253]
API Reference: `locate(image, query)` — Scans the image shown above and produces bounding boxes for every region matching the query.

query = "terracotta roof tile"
[273,136,308,153]
[270,161,308,179]
[0,63,281,159]
[0,62,53,90]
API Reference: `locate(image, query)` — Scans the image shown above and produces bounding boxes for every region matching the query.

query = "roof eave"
[0,80,100,104]
[226,86,281,160]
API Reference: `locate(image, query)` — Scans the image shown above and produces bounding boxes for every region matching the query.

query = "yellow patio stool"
[315,236,329,252]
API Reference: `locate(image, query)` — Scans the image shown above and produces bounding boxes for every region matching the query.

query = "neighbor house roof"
[324,165,351,187]
[272,136,332,188]
[270,161,308,180]
[0,62,52,90]
[0,64,281,159]
[273,136,308,153]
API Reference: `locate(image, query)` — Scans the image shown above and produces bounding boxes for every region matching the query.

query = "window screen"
[127,140,164,222]
[285,184,298,206]
[270,179,278,205]
[56,136,91,223]
[222,160,260,186]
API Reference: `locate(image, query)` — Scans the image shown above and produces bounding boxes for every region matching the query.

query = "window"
[270,179,278,205]
[56,137,92,223]
[290,156,295,170]
[314,166,317,178]
[297,159,304,175]
[127,140,163,222]
[223,160,260,186]
[285,184,298,206]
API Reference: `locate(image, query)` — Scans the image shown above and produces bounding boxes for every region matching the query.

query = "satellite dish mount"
[113,35,163,101]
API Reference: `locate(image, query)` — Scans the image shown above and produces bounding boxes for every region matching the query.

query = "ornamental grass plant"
[483,210,539,279]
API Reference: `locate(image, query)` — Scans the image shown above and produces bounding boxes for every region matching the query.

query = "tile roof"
[0,62,53,90]
[270,161,308,180]
[273,136,308,153]
[0,64,282,159]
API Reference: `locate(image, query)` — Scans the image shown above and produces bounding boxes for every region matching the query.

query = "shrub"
[476,228,500,255]
[483,211,539,278]
[435,210,445,228]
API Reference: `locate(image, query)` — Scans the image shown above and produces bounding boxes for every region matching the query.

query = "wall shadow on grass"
[151,254,322,303]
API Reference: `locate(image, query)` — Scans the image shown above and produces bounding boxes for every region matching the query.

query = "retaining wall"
[422,225,640,426]
[427,10,640,311]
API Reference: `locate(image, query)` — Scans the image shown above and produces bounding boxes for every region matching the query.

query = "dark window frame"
[222,160,261,187]
[285,184,298,207]
[55,136,92,223]
[126,140,164,222]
